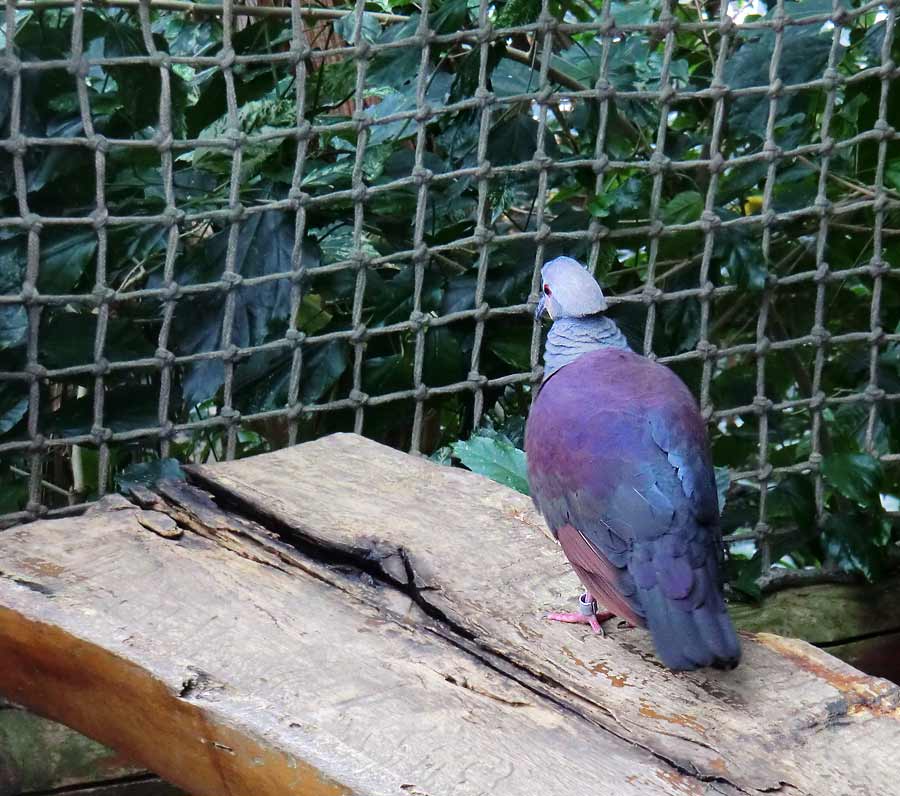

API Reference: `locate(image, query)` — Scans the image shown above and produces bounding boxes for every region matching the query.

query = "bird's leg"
[547,592,615,635]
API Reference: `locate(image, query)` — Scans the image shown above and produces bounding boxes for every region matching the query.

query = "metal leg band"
[578,592,597,617]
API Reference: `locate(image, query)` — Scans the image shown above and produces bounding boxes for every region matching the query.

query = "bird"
[525,256,741,671]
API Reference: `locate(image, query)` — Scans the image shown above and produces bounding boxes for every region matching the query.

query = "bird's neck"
[543,315,630,380]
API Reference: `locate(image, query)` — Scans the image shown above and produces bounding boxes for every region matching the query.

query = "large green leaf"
[173,209,319,407]
[38,229,97,294]
[821,452,882,508]
[39,313,155,370]
[822,511,892,582]
[451,433,529,495]
[662,191,703,225]
[724,0,839,137]
[43,383,159,437]
[715,466,731,515]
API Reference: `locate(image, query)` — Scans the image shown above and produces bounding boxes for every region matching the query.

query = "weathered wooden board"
[0,486,717,795]
[1,433,898,796]
[188,433,900,796]
[0,704,144,795]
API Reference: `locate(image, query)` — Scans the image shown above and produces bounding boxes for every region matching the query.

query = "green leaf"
[495,0,541,27]
[96,19,166,130]
[487,324,532,371]
[334,12,382,43]
[0,466,27,514]
[662,191,703,224]
[174,210,320,407]
[716,227,766,292]
[725,551,762,602]
[587,192,613,218]
[0,383,28,435]
[0,305,26,352]
[451,433,529,495]
[365,72,452,146]
[189,96,294,176]
[822,511,891,582]
[38,229,97,294]
[715,466,731,515]
[491,58,540,97]
[768,474,817,530]
[0,236,27,352]
[821,452,882,507]
[296,293,333,335]
[39,313,155,370]
[43,383,160,438]
[117,458,186,492]
[724,6,837,137]
[302,341,349,404]
[310,61,357,111]
[886,159,900,193]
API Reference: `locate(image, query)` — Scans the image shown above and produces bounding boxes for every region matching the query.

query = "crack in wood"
[0,570,55,596]
[179,667,225,701]
[173,474,761,796]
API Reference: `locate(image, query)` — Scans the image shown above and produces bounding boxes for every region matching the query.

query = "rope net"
[0,0,898,588]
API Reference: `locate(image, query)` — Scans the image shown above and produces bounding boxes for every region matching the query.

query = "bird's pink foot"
[546,593,615,635]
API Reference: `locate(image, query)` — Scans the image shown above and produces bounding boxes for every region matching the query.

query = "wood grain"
[0,491,709,795]
[188,433,900,796]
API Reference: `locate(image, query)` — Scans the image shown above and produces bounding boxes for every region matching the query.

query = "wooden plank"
[0,705,144,795]
[186,433,900,796]
[0,492,713,795]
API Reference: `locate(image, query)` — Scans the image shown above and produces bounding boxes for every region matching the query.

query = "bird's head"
[535,256,608,321]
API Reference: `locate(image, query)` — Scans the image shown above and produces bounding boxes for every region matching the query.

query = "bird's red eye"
[543,284,552,295]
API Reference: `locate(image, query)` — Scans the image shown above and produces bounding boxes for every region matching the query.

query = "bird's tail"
[639,582,742,672]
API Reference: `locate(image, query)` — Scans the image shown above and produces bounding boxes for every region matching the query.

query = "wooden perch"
[0,433,898,796]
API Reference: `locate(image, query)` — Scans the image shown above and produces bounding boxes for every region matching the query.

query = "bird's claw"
[547,613,611,636]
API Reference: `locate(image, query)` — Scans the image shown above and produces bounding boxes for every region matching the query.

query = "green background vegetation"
[0,0,898,596]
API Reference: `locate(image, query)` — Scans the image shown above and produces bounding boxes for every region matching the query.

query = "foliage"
[0,1,897,589]
[450,428,529,495]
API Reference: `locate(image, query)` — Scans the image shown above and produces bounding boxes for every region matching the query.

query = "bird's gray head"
[535,256,608,321]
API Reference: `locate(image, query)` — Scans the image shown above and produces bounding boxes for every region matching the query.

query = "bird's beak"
[535,294,547,321]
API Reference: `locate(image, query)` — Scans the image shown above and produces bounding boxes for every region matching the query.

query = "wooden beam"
[0,478,698,795]
[1,433,899,796]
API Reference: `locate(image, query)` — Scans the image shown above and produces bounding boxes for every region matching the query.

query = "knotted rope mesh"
[0,0,897,587]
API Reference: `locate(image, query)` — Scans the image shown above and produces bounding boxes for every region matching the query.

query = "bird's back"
[526,347,741,670]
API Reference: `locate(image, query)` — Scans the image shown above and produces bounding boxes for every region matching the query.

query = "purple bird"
[525,256,741,671]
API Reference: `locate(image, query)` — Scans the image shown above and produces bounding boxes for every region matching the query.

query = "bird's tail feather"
[640,586,741,671]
